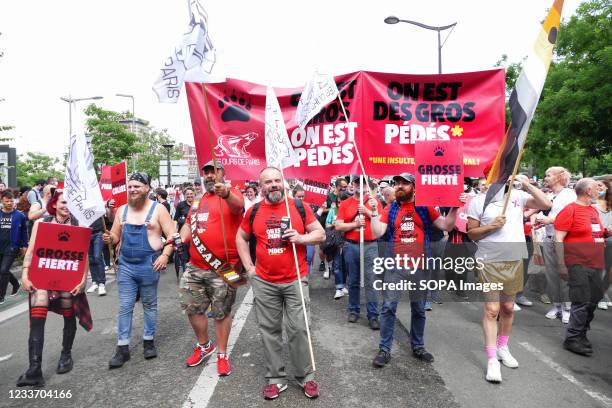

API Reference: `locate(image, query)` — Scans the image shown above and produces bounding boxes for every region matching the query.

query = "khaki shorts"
[179,264,236,320]
[479,261,524,298]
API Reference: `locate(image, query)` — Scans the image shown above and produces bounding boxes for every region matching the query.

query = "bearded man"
[103,172,176,368]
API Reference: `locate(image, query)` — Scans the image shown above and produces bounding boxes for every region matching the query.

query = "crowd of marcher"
[4,165,611,396]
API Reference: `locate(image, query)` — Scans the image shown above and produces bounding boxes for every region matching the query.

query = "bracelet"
[222,190,231,199]
[160,253,170,258]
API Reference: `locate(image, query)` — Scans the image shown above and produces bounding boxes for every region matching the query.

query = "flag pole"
[501,145,526,215]
[280,167,317,372]
[338,95,371,287]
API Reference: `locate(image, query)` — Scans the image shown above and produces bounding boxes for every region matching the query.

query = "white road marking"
[183,288,254,408]
[0,353,13,362]
[0,301,29,324]
[519,341,612,408]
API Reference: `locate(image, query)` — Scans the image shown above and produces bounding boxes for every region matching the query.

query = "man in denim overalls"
[103,173,176,368]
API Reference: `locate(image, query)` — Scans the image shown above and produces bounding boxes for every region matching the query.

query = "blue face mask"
[600,191,606,198]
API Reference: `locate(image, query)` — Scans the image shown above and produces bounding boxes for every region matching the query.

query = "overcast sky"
[0,0,582,159]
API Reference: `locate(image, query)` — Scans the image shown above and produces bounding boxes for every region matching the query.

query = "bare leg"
[188,314,209,345]
[214,315,232,353]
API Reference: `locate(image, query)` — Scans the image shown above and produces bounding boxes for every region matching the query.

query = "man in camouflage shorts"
[177,160,245,376]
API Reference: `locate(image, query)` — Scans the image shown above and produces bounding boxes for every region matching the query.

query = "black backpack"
[249,199,306,228]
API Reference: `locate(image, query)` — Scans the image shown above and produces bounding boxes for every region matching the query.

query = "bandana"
[129,172,150,186]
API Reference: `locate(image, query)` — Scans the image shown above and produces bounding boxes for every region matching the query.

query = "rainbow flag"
[484,0,564,209]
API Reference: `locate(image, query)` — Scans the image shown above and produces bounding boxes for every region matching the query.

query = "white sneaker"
[497,346,519,368]
[485,358,502,383]
[513,303,521,312]
[334,289,344,299]
[597,301,608,310]
[323,270,330,279]
[98,284,107,296]
[562,309,570,324]
[342,287,349,295]
[545,307,560,319]
[87,283,99,294]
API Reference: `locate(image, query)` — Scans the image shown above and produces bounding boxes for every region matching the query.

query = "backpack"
[384,201,433,259]
[249,199,307,229]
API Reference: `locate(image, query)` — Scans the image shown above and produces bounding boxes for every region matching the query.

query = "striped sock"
[61,307,74,318]
[31,306,48,319]
[497,335,509,349]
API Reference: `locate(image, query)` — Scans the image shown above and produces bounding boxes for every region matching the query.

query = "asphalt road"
[0,261,611,408]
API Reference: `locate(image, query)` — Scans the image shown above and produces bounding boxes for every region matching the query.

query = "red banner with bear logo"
[185,69,504,180]
[29,223,92,292]
[415,140,464,207]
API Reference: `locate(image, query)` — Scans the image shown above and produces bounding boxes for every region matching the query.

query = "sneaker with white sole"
[342,287,349,295]
[515,295,533,306]
[323,270,330,279]
[513,303,521,312]
[562,309,570,324]
[485,358,502,383]
[545,307,561,320]
[87,283,99,294]
[98,284,107,296]
[497,346,519,368]
[597,301,608,310]
[333,289,344,299]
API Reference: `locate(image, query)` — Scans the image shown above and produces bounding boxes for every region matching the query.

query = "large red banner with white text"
[186,69,504,180]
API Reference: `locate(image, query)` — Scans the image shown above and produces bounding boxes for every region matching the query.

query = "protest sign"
[415,140,464,207]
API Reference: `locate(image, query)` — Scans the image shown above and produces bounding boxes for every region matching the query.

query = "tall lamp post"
[59,95,104,138]
[162,143,174,187]
[116,93,136,172]
[384,16,457,74]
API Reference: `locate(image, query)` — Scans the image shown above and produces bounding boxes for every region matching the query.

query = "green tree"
[527,0,611,176]
[134,129,181,182]
[16,152,63,187]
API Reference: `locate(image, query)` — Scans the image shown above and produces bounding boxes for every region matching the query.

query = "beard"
[395,189,413,202]
[204,180,215,194]
[128,191,148,209]
[265,188,284,204]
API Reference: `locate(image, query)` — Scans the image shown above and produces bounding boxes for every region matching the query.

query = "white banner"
[64,134,106,227]
[294,71,340,129]
[153,0,221,103]
[265,86,298,169]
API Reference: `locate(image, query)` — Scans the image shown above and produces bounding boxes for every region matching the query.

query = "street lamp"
[116,93,136,172]
[384,16,457,74]
[59,95,104,138]
[162,143,174,187]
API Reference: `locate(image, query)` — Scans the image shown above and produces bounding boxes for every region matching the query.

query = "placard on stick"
[415,140,463,207]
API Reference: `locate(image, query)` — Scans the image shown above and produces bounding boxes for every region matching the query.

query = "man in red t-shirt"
[554,178,607,356]
[369,172,460,367]
[335,175,384,328]
[236,167,324,401]
[178,160,244,376]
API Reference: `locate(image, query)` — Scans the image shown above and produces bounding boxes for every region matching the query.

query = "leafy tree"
[134,129,181,182]
[16,152,63,187]
[498,0,611,177]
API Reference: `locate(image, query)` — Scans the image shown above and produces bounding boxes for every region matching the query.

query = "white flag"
[294,71,339,129]
[64,134,106,227]
[152,0,222,103]
[265,86,298,169]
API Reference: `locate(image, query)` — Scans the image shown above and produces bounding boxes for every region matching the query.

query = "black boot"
[57,317,76,374]
[143,340,157,359]
[17,334,45,387]
[109,345,130,369]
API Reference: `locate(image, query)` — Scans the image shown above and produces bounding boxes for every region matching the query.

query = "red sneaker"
[185,342,216,367]
[303,380,320,399]
[262,383,287,400]
[217,354,231,376]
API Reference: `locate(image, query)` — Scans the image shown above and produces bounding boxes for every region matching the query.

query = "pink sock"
[485,345,497,360]
[497,335,509,349]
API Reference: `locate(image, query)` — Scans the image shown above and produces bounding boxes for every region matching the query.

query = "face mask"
[599,191,606,198]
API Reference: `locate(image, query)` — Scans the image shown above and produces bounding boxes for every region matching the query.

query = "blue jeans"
[306,245,314,274]
[89,232,106,284]
[379,268,427,352]
[116,259,160,345]
[333,251,346,289]
[343,241,380,320]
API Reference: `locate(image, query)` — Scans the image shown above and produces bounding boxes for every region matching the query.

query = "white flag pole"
[280,167,316,372]
[359,175,365,288]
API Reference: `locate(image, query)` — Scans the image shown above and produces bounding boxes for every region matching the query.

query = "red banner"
[29,223,92,291]
[186,69,504,180]
[111,162,128,206]
[99,166,112,201]
[415,140,464,207]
